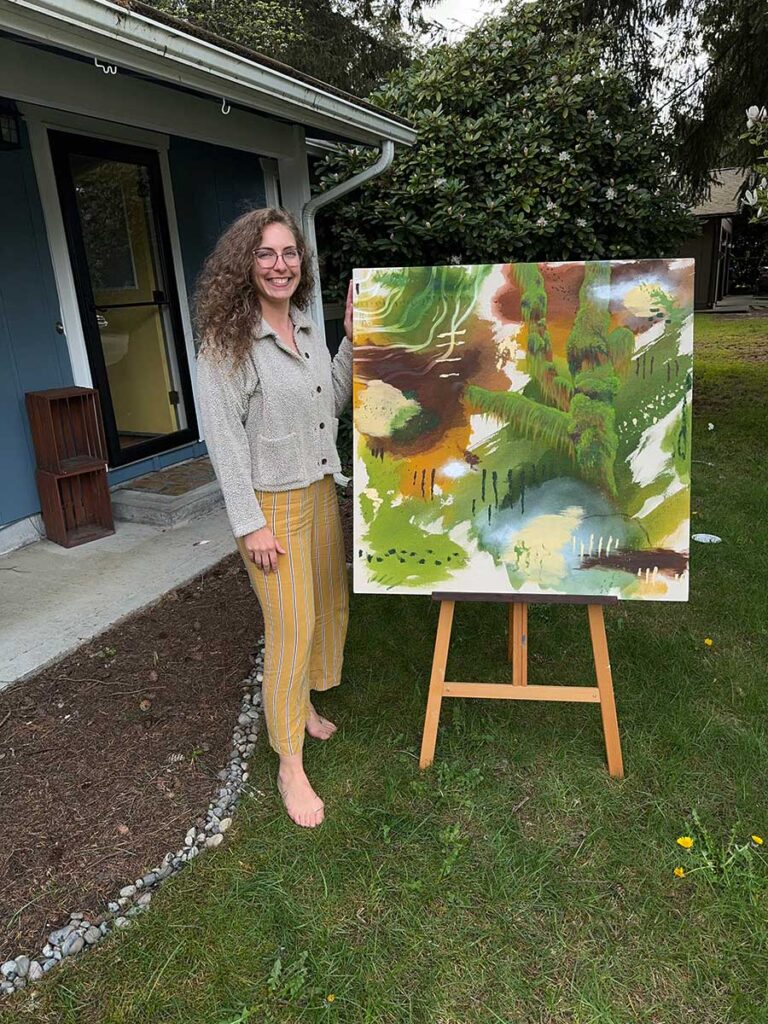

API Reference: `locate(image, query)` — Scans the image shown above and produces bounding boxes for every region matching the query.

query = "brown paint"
[581,548,689,577]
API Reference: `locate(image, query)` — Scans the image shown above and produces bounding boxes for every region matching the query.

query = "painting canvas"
[352,259,693,601]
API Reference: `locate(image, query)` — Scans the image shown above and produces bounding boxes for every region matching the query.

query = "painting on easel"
[352,259,693,601]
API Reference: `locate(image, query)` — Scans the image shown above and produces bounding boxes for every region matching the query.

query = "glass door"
[49,131,197,466]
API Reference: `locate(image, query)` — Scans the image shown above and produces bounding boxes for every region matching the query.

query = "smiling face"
[250,221,302,306]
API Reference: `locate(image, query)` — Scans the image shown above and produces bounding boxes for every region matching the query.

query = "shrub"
[316,0,696,299]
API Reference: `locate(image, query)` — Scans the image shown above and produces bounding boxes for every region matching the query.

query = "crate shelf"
[26,387,114,548]
[26,387,107,473]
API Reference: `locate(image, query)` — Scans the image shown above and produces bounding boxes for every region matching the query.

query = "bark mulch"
[0,489,352,961]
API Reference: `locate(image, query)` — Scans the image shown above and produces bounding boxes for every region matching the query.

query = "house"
[679,167,748,308]
[0,0,415,553]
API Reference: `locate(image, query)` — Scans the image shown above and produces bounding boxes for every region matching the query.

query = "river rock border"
[0,638,266,998]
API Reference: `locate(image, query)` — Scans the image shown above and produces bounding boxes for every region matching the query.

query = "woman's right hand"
[243,526,287,573]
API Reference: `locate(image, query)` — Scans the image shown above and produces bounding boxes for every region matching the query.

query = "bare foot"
[277,767,325,828]
[305,703,337,741]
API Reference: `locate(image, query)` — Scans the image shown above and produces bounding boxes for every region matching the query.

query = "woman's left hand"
[343,279,353,340]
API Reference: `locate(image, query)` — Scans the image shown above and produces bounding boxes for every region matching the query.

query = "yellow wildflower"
[751,835,764,846]
[674,867,685,878]
[677,836,694,849]
[326,994,336,1003]
[704,638,713,647]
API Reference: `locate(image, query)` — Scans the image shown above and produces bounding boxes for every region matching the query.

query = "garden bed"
[0,490,352,961]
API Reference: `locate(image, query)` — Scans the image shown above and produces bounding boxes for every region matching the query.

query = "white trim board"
[0,0,416,147]
[0,35,297,159]
[0,515,45,557]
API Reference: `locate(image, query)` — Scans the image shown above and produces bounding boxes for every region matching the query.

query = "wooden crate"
[25,386,114,547]
[25,387,107,474]
[35,468,114,548]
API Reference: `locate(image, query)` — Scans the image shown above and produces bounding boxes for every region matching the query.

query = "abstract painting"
[352,259,693,600]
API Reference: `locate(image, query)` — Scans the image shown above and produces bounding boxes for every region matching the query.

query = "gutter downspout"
[302,139,395,332]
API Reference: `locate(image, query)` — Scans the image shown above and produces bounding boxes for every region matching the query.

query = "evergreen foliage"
[315,1,694,300]
[554,0,768,191]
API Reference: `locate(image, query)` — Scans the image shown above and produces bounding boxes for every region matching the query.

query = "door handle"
[55,321,65,335]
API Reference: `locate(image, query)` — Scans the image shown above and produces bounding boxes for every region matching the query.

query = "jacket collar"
[256,304,312,342]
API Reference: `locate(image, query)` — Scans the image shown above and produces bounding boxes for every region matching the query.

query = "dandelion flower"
[752,835,764,846]
[677,836,694,849]
[326,994,336,1003]
[704,638,713,647]
[674,866,685,878]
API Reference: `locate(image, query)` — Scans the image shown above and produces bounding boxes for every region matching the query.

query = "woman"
[195,207,353,829]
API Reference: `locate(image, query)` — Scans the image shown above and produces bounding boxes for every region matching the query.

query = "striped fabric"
[237,475,348,755]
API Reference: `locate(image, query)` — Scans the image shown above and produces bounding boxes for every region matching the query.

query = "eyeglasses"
[252,247,302,268]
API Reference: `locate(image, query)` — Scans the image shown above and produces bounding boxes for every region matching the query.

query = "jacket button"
[319,422,325,429]
[321,458,327,465]
[316,385,322,393]
[304,352,310,359]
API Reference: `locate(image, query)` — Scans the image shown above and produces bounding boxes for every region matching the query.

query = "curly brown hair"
[194,207,314,366]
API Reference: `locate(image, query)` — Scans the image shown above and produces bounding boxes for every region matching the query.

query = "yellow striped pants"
[237,475,348,756]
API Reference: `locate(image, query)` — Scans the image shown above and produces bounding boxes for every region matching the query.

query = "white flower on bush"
[606,187,617,200]
[746,105,768,128]
[572,74,583,84]
[586,110,597,121]
[626,183,637,191]
[558,151,570,162]
[576,217,587,227]
[536,216,548,227]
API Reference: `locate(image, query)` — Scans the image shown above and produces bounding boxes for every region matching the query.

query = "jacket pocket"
[255,432,303,487]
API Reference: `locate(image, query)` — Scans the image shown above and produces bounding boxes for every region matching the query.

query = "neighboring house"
[679,167,748,308]
[0,0,415,553]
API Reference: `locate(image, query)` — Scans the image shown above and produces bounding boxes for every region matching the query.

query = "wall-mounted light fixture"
[0,99,21,151]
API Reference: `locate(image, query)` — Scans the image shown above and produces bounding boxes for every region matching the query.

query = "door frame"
[47,129,198,466]
[22,105,201,464]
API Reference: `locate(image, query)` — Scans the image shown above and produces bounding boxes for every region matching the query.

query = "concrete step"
[110,458,224,527]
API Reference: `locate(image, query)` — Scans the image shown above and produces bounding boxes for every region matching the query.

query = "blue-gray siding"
[168,137,267,306]
[0,121,71,527]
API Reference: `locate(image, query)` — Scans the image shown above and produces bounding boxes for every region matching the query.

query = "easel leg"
[587,605,624,779]
[511,603,528,686]
[419,600,455,769]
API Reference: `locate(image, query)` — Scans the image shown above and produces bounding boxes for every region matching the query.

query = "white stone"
[62,935,84,957]
[205,833,223,849]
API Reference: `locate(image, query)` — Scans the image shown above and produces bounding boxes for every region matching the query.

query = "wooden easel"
[419,593,624,778]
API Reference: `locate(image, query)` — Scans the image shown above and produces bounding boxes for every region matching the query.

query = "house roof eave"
[1,0,417,147]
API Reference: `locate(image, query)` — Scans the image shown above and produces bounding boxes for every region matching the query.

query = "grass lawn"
[8,315,768,1024]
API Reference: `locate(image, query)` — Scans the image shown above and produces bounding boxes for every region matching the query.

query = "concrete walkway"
[0,509,236,691]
